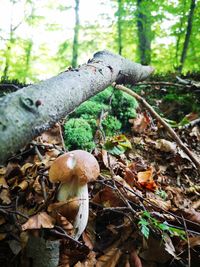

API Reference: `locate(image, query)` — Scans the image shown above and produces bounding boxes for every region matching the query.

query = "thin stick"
[135,81,191,88]
[114,83,200,171]
[182,216,191,267]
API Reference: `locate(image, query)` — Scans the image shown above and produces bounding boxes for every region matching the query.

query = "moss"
[102,115,122,136]
[72,100,109,118]
[91,87,113,104]
[111,90,138,129]
[64,118,95,151]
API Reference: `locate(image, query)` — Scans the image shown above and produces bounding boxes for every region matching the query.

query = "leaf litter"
[0,110,200,267]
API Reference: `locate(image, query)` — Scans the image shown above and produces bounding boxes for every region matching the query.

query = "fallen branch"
[0,50,154,164]
[135,81,190,88]
[114,84,200,171]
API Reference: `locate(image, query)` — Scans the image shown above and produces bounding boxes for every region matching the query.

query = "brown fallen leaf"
[129,112,151,133]
[22,212,55,230]
[139,235,172,263]
[82,231,94,250]
[163,234,180,260]
[74,251,97,267]
[130,248,142,267]
[182,208,200,224]
[155,139,177,153]
[48,198,79,222]
[0,233,7,241]
[38,123,63,145]
[137,167,157,191]
[92,186,124,207]
[96,246,122,267]
[0,188,11,204]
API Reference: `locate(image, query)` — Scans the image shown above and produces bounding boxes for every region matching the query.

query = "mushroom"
[49,150,100,239]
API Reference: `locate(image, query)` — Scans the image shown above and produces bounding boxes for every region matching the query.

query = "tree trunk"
[23,39,33,83]
[175,0,186,67]
[2,29,14,80]
[178,0,196,72]
[117,0,123,55]
[71,0,80,67]
[0,50,154,164]
[136,0,151,65]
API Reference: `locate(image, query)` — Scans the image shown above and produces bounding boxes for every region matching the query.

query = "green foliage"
[102,115,122,136]
[91,87,113,104]
[64,118,95,151]
[138,211,186,240]
[73,100,108,117]
[103,134,132,155]
[111,90,138,129]
[163,92,200,120]
[155,189,167,200]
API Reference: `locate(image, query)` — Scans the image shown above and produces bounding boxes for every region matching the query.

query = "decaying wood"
[0,50,154,164]
[114,83,200,171]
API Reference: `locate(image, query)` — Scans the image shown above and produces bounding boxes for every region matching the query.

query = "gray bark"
[0,50,154,164]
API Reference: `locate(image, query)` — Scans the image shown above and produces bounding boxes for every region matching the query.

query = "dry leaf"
[48,198,79,222]
[0,233,7,241]
[38,123,62,145]
[82,231,94,250]
[130,113,150,133]
[140,236,172,263]
[92,186,124,207]
[57,214,74,236]
[137,167,157,191]
[0,188,11,204]
[22,212,55,230]
[96,247,122,267]
[155,139,177,153]
[74,251,96,267]
[182,208,200,224]
[130,248,142,267]
[163,234,179,260]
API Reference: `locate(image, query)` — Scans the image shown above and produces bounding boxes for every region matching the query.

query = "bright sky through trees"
[0,0,199,81]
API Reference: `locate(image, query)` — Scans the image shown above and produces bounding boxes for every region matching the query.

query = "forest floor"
[0,80,200,267]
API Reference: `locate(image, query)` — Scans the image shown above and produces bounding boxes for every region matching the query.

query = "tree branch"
[0,50,154,164]
[114,84,200,171]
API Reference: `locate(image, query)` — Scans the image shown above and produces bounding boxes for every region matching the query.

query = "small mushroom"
[49,150,100,239]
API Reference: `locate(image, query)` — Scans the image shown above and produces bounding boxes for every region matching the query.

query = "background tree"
[72,0,80,67]
[178,0,196,72]
[2,0,25,79]
[136,0,152,65]
[116,0,123,55]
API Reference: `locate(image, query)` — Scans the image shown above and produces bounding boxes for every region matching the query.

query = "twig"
[57,122,67,152]
[90,202,133,223]
[34,145,43,161]
[135,81,191,88]
[98,176,200,229]
[51,225,89,250]
[182,216,191,267]
[180,117,200,129]
[114,83,200,171]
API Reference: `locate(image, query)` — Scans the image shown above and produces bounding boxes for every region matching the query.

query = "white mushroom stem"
[57,180,89,240]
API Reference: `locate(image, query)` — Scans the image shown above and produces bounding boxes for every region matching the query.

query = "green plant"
[138,211,186,240]
[64,118,95,151]
[111,90,138,129]
[72,100,109,118]
[102,115,122,136]
[103,134,132,155]
[91,87,113,104]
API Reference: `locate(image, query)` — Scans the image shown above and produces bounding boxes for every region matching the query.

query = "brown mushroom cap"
[49,150,100,185]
